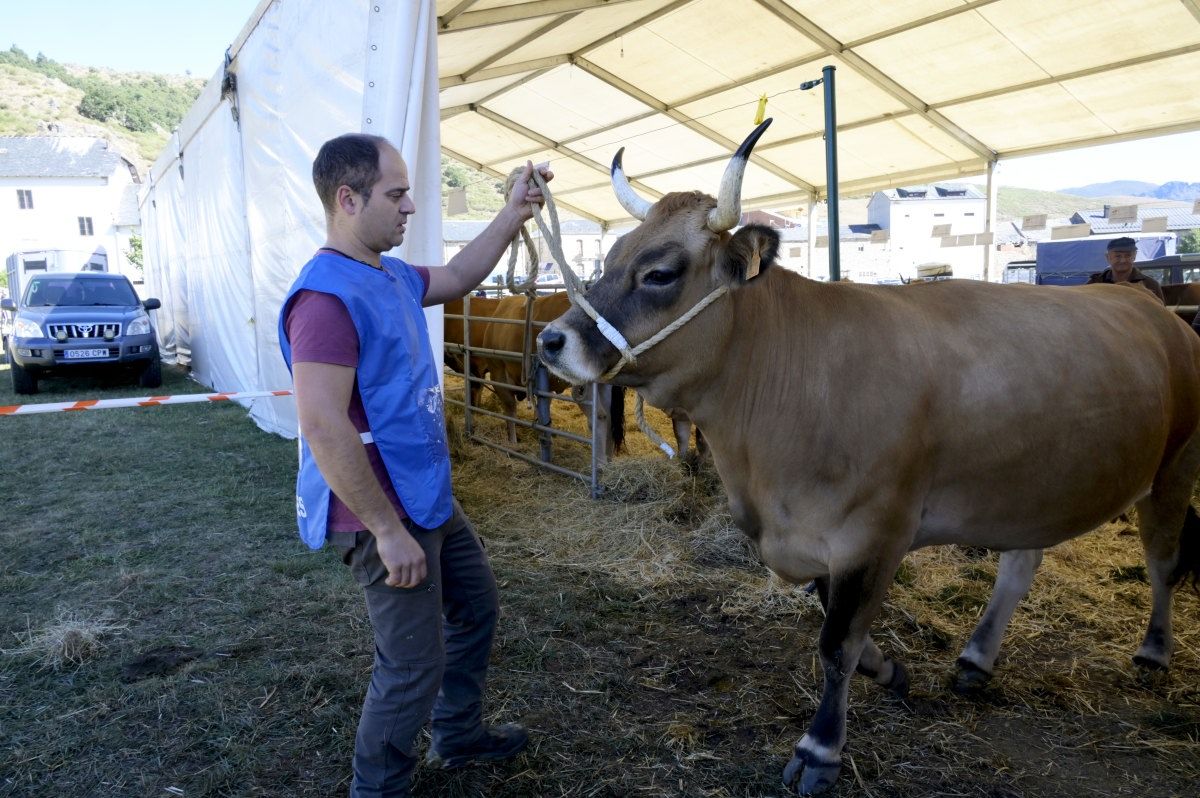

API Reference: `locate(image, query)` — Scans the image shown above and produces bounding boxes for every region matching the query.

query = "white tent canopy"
[139,0,1200,436]
[436,0,1200,223]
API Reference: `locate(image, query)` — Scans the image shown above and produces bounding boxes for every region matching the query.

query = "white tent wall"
[144,152,192,367]
[141,0,445,438]
[138,172,176,361]
[179,103,256,394]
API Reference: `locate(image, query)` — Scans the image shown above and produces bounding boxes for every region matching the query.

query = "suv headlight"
[13,317,42,338]
[126,314,151,336]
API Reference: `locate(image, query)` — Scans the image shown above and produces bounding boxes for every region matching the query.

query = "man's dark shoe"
[425,723,529,770]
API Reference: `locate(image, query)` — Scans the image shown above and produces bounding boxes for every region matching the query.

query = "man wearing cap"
[1086,237,1165,302]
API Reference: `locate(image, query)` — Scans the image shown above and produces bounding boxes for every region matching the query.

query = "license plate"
[65,348,109,360]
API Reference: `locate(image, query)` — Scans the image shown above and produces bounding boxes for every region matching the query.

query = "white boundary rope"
[0,389,293,416]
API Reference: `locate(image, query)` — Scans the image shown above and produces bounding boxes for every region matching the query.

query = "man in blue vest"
[279,132,551,797]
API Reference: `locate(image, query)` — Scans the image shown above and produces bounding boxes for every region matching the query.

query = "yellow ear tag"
[746,249,762,280]
[754,94,768,125]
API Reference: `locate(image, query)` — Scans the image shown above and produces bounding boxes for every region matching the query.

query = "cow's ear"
[719,224,780,285]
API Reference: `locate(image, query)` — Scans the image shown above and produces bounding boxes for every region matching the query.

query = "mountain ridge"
[1059,179,1200,201]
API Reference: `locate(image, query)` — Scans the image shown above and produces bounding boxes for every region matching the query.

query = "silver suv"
[1,272,162,395]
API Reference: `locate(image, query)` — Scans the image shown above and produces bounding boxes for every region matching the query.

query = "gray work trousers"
[330,499,500,798]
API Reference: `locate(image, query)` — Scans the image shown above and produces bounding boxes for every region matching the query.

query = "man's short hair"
[1107,236,1137,252]
[312,133,389,214]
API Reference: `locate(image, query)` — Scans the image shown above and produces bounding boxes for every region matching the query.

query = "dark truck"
[1,271,162,394]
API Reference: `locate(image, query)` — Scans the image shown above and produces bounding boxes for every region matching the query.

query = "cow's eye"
[643,268,680,286]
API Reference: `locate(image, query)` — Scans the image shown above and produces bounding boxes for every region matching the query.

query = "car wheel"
[138,356,162,388]
[9,349,37,394]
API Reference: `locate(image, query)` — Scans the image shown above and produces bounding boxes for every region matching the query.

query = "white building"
[0,137,142,288]
[867,184,989,280]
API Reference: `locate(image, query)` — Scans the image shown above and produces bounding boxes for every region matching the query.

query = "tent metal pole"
[822,65,841,282]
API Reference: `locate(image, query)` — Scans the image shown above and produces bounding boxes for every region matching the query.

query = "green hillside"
[988,185,1093,221]
[0,46,202,170]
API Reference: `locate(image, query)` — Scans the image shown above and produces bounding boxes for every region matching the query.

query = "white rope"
[634,393,676,458]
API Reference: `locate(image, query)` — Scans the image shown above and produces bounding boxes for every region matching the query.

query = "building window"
[17,189,33,209]
[78,216,94,236]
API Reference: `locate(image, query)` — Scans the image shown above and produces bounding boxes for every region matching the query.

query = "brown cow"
[538,120,1200,795]
[444,295,503,407]
[451,291,622,462]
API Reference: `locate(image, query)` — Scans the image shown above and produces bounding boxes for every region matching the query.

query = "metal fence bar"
[444,398,591,445]
[468,434,589,483]
[445,362,589,408]
[463,296,475,437]
[444,313,555,330]
[589,382,600,497]
[535,362,552,463]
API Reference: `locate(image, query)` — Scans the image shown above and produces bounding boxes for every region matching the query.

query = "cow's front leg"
[812,577,909,698]
[784,558,901,795]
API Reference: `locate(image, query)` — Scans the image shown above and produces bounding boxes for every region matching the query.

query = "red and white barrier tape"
[0,389,293,416]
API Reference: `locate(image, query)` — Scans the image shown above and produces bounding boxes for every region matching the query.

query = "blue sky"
[5,1,1198,193]
[4,0,262,78]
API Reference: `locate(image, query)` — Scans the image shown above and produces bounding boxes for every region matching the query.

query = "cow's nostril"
[539,328,565,356]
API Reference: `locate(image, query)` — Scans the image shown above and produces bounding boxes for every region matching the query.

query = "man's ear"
[336,185,358,216]
[719,224,780,284]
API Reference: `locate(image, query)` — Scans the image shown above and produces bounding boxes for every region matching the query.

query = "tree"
[1179,228,1200,255]
[125,235,144,277]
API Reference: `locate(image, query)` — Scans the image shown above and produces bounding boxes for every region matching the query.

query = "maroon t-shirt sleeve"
[413,265,431,299]
[285,290,358,366]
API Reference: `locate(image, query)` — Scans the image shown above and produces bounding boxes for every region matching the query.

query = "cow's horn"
[707,118,773,232]
[611,147,653,221]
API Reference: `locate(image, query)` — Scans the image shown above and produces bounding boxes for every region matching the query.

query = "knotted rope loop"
[502,167,541,296]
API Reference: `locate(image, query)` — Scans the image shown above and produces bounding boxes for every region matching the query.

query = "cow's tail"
[610,385,626,454]
[1170,504,1200,593]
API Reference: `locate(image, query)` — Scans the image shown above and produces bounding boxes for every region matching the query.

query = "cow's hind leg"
[954,548,1044,692]
[670,412,692,460]
[784,556,903,795]
[570,383,613,466]
[1132,483,1200,670]
[495,387,519,445]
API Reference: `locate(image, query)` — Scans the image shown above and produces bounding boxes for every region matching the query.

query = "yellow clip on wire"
[754,94,768,125]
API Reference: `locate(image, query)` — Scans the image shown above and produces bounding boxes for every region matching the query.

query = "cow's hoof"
[885,660,910,699]
[783,751,841,795]
[1132,652,1169,672]
[952,658,991,694]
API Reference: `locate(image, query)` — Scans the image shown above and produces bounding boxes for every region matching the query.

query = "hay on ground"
[3,608,126,670]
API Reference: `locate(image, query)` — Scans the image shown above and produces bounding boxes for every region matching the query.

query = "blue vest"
[279,251,453,549]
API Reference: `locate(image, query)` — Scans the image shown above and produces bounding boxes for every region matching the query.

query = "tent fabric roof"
[436,0,1200,225]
